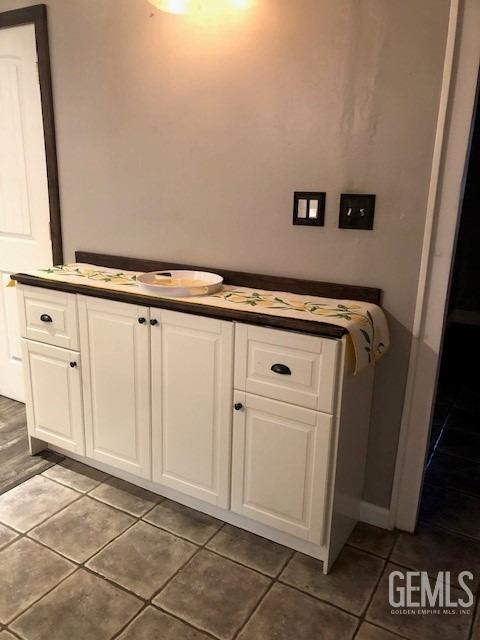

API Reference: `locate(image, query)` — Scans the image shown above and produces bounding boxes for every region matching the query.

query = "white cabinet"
[231,392,333,544]
[22,339,84,454]
[151,309,234,508]
[18,281,374,572]
[78,296,151,478]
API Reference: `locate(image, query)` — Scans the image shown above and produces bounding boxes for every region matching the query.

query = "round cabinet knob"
[138,317,146,324]
[234,403,243,411]
[40,314,53,323]
[70,362,77,368]
[150,319,158,326]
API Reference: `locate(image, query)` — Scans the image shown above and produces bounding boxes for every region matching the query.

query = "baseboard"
[360,500,394,530]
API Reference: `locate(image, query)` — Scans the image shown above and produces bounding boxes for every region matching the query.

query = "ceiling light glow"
[149,0,253,19]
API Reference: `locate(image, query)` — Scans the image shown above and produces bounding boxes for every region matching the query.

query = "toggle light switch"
[293,192,325,226]
[339,193,376,230]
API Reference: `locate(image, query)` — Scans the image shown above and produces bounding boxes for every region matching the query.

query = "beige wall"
[2,0,450,507]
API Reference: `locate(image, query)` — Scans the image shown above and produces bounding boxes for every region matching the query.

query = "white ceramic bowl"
[137,270,223,297]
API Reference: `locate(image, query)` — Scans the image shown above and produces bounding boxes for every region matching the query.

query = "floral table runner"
[18,264,389,373]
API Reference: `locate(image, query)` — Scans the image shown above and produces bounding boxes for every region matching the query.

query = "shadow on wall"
[364,313,414,507]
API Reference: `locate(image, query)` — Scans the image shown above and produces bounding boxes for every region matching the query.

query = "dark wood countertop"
[12,251,383,340]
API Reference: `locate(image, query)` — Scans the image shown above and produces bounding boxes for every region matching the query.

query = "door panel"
[22,339,84,454]
[79,296,151,478]
[0,273,23,400]
[0,23,54,400]
[151,309,234,508]
[0,24,52,270]
[231,392,333,544]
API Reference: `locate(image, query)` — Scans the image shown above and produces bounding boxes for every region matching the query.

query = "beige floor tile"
[43,458,107,493]
[11,569,142,640]
[0,475,78,532]
[118,607,211,640]
[154,549,270,640]
[471,602,480,639]
[355,622,407,639]
[0,538,75,623]
[0,631,19,640]
[89,477,160,516]
[30,496,134,562]
[348,522,398,558]
[391,524,480,591]
[238,583,358,640]
[207,524,293,577]
[144,499,222,544]
[87,521,196,598]
[0,524,18,551]
[280,546,384,615]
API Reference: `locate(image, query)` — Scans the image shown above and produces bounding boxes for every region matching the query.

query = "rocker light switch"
[298,199,308,219]
[339,193,376,230]
[293,192,325,226]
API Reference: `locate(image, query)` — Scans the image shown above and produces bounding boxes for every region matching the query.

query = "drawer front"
[18,285,79,350]
[235,324,339,413]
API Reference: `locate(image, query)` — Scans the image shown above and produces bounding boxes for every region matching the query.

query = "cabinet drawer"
[18,285,79,350]
[235,324,340,413]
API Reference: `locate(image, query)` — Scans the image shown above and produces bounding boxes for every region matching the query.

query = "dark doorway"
[419,70,480,536]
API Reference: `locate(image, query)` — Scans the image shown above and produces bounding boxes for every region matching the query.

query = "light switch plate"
[293,192,326,226]
[339,193,376,230]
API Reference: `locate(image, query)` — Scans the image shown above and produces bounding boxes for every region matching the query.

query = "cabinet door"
[22,339,84,454]
[231,392,333,544]
[78,296,151,478]
[151,309,234,508]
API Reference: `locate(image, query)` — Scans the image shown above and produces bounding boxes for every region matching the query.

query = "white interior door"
[0,23,53,401]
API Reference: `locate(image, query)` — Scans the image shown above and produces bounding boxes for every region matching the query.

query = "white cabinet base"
[19,283,376,573]
[42,443,332,572]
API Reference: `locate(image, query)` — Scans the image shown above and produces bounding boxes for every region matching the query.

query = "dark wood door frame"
[0,4,63,264]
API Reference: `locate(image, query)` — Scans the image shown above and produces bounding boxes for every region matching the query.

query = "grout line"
[109,523,230,640]
[415,520,480,555]
[6,563,77,629]
[0,483,85,537]
[107,604,150,640]
[232,579,274,640]
[147,522,227,604]
[0,455,61,498]
[350,521,418,640]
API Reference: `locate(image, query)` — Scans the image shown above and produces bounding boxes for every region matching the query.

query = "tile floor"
[0,396,61,494]
[0,394,478,639]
